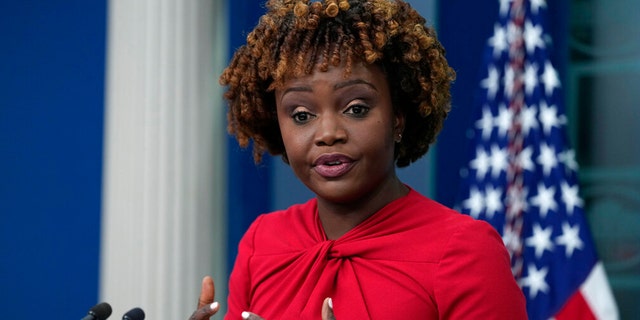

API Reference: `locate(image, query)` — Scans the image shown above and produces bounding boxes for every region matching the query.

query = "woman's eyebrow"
[281,79,377,97]
[281,85,312,96]
[334,79,377,91]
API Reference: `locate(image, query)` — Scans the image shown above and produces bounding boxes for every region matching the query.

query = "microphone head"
[123,307,145,320]
[89,302,112,320]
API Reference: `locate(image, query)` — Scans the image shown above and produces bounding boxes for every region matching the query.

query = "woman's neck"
[317,179,409,240]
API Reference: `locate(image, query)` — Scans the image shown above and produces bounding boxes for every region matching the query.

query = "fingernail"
[328,297,333,309]
[241,311,250,319]
[210,302,219,309]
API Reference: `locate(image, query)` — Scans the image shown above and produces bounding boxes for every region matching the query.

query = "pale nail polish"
[241,311,251,319]
[328,297,333,309]
[210,302,219,309]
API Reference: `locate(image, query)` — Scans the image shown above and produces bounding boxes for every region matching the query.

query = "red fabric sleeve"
[224,215,263,320]
[434,219,528,319]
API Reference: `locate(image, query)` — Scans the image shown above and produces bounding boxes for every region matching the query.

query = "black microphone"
[81,302,112,320]
[122,307,145,320]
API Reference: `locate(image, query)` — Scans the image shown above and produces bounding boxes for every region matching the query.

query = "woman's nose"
[314,114,347,146]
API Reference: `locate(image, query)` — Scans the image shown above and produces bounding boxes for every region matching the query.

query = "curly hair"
[219,0,455,167]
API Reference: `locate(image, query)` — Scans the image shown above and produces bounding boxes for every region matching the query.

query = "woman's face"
[275,63,403,204]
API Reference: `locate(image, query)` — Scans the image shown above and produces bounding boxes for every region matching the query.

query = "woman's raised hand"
[321,297,336,320]
[188,276,220,320]
[187,279,335,320]
[240,297,336,320]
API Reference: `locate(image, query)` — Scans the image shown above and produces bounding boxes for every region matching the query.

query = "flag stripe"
[555,292,597,320]
[581,263,620,320]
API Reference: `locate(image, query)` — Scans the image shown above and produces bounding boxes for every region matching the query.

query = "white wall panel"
[100,0,228,318]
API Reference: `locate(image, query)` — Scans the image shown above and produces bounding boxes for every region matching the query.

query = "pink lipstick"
[313,153,355,178]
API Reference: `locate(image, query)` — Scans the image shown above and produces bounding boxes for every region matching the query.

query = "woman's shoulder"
[242,198,322,252]
[390,190,510,264]
[399,188,485,230]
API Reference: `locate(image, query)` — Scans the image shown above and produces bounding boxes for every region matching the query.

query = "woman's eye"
[345,104,370,117]
[292,111,314,123]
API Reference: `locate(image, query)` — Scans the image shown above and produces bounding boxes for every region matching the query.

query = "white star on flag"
[516,146,535,172]
[489,145,509,178]
[470,147,491,179]
[523,62,539,96]
[519,104,539,137]
[541,61,561,96]
[560,181,583,215]
[475,107,494,140]
[556,222,584,257]
[495,105,513,137]
[463,187,485,219]
[484,185,504,219]
[523,20,545,54]
[529,183,557,218]
[529,0,547,14]
[481,66,501,100]
[537,142,558,176]
[489,24,509,57]
[539,101,565,135]
[499,0,513,16]
[520,264,550,298]
[558,149,579,172]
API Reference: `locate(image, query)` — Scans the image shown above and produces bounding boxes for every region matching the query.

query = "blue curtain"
[225,0,272,275]
[0,1,107,318]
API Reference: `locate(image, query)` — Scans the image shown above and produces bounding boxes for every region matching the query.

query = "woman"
[191,0,527,318]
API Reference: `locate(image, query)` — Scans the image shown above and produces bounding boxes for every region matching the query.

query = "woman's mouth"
[313,154,355,178]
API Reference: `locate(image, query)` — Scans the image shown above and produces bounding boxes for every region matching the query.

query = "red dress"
[225,188,527,319]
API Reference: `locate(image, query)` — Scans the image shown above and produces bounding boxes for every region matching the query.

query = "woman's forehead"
[278,62,386,89]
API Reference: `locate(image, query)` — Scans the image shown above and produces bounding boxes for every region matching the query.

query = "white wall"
[100,1,228,318]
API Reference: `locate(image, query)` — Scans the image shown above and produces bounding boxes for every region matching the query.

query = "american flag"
[455,1,619,319]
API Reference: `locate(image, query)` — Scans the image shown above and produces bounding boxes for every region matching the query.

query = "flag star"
[519,104,539,137]
[539,101,566,135]
[520,264,550,299]
[507,186,529,217]
[463,187,485,219]
[475,106,494,140]
[530,0,547,14]
[558,149,579,172]
[523,20,545,54]
[556,222,584,257]
[503,64,515,98]
[523,62,539,96]
[488,23,509,57]
[517,146,535,172]
[541,61,561,96]
[481,65,501,100]
[490,144,509,178]
[530,183,557,218]
[470,147,491,179]
[526,224,555,258]
[484,185,504,219]
[561,181,584,215]
[499,0,513,17]
[537,142,558,176]
[495,104,513,137]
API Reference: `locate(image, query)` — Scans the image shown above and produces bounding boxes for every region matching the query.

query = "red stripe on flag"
[555,291,597,320]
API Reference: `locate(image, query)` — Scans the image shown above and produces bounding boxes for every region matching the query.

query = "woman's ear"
[393,111,405,143]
